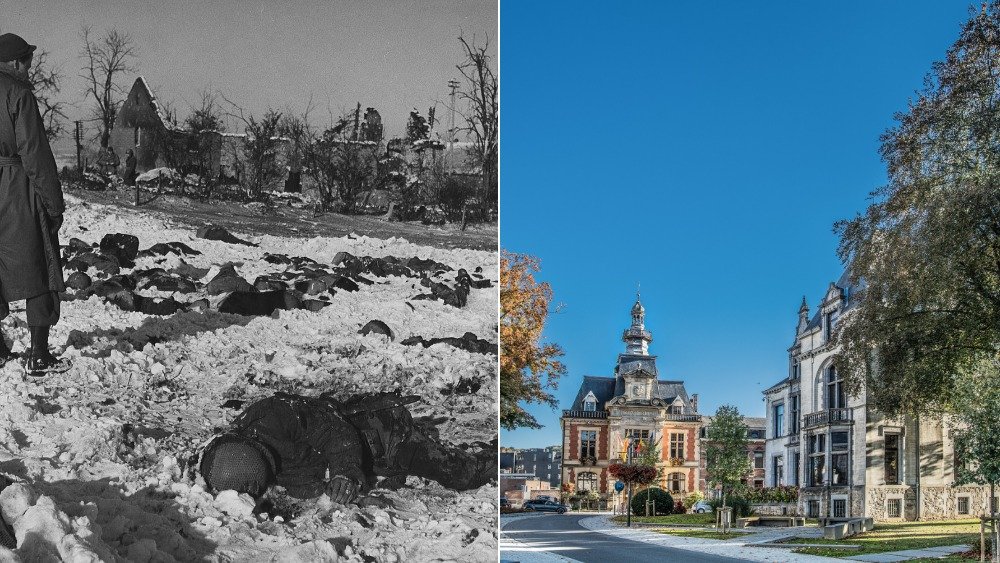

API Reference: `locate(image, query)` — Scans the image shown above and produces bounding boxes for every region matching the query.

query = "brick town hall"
[560,296,727,497]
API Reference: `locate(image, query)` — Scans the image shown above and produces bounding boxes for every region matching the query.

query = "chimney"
[691,393,699,413]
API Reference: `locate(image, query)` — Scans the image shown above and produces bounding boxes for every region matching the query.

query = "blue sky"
[500,1,974,448]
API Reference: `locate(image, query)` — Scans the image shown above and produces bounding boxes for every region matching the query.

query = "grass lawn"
[786,519,981,557]
[654,529,749,540]
[610,513,716,526]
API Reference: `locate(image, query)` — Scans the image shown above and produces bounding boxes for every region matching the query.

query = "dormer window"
[584,398,596,412]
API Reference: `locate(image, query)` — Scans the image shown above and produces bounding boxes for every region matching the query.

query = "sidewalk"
[581,515,976,562]
[843,544,969,562]
[579,514,840,562]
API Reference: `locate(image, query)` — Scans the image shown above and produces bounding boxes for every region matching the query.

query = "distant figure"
[284,168,301,193]
[124,149,137,186]
[0,33,71,376]
[103,146,120,176]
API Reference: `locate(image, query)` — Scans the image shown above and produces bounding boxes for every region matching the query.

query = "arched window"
[577,471,598,492]
[667,472,685,493]
[826,365,845,409]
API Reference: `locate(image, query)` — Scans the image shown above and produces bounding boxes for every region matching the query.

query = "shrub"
[437,174,477,221]
[630,487,673,516]
[608,463,658,486]
[708,495,754,518]
[673,501,687,514]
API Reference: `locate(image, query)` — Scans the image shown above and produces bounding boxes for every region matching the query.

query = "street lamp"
[626,436,635,528]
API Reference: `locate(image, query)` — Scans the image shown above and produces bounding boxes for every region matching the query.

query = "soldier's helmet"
[200,434,277,497]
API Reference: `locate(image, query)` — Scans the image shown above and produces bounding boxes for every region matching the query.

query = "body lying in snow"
[199,392,496,504]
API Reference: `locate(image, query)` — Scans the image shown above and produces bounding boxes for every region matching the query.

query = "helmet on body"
[200,434,277,497]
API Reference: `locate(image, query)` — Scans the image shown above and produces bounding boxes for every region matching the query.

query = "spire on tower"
[624,293,652,355]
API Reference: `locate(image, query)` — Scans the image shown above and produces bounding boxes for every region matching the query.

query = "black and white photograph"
[0,1,498,561]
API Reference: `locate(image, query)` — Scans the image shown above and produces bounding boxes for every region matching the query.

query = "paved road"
[502,514,749,563]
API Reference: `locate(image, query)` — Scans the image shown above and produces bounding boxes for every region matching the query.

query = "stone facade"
[763,273,994,521]
[560,297,767,500]
[561,297,705,497]
[751,503,798,516]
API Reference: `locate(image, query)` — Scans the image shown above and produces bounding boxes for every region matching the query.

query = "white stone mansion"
[762,272,995,521]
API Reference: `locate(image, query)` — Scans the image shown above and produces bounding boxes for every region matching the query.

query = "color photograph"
[500,2,1000,562]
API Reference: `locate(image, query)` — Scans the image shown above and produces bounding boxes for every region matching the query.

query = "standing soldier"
[0,33,71,376]
[124,148,137,186]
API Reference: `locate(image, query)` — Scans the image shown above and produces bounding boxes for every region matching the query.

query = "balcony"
[803,408,852,429]
[563,410,608,419]
[664,413,702,422]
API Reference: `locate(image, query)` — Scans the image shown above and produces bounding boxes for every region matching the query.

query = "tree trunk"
[991,481,997,563]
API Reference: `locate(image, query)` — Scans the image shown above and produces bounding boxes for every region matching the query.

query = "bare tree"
[184,89,227,197]
[455,34,498,211]
[300,106,382,212]
[221,94,284,200]
[28,50,68,141]
[80,26,137,148]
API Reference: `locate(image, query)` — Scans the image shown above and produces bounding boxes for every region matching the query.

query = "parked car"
[692,500,713,514]
[522,499,570,514]
[500,497,510,508]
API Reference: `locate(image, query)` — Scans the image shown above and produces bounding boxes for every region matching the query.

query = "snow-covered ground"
[0,194,498,562]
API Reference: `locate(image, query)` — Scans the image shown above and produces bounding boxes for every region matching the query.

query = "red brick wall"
[597,427,609,460]
[566,422,610,460]
[600,468,608,492]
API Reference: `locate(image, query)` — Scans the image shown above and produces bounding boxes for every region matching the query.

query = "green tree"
[704,405,752,532]
[499,252,564,429]
[834,3,1000,417]
[952,358,1000,560]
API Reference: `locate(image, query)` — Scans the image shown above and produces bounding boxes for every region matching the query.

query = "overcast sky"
[5,0,495,148]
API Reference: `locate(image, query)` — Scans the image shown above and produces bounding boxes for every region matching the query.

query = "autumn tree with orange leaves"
[500,251,565,430]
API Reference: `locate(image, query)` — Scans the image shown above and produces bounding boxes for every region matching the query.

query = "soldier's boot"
[23,326,70,377]
[0,338,16,367]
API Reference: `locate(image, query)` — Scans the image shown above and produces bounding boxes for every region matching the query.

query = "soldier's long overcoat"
[0,67,65,301]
